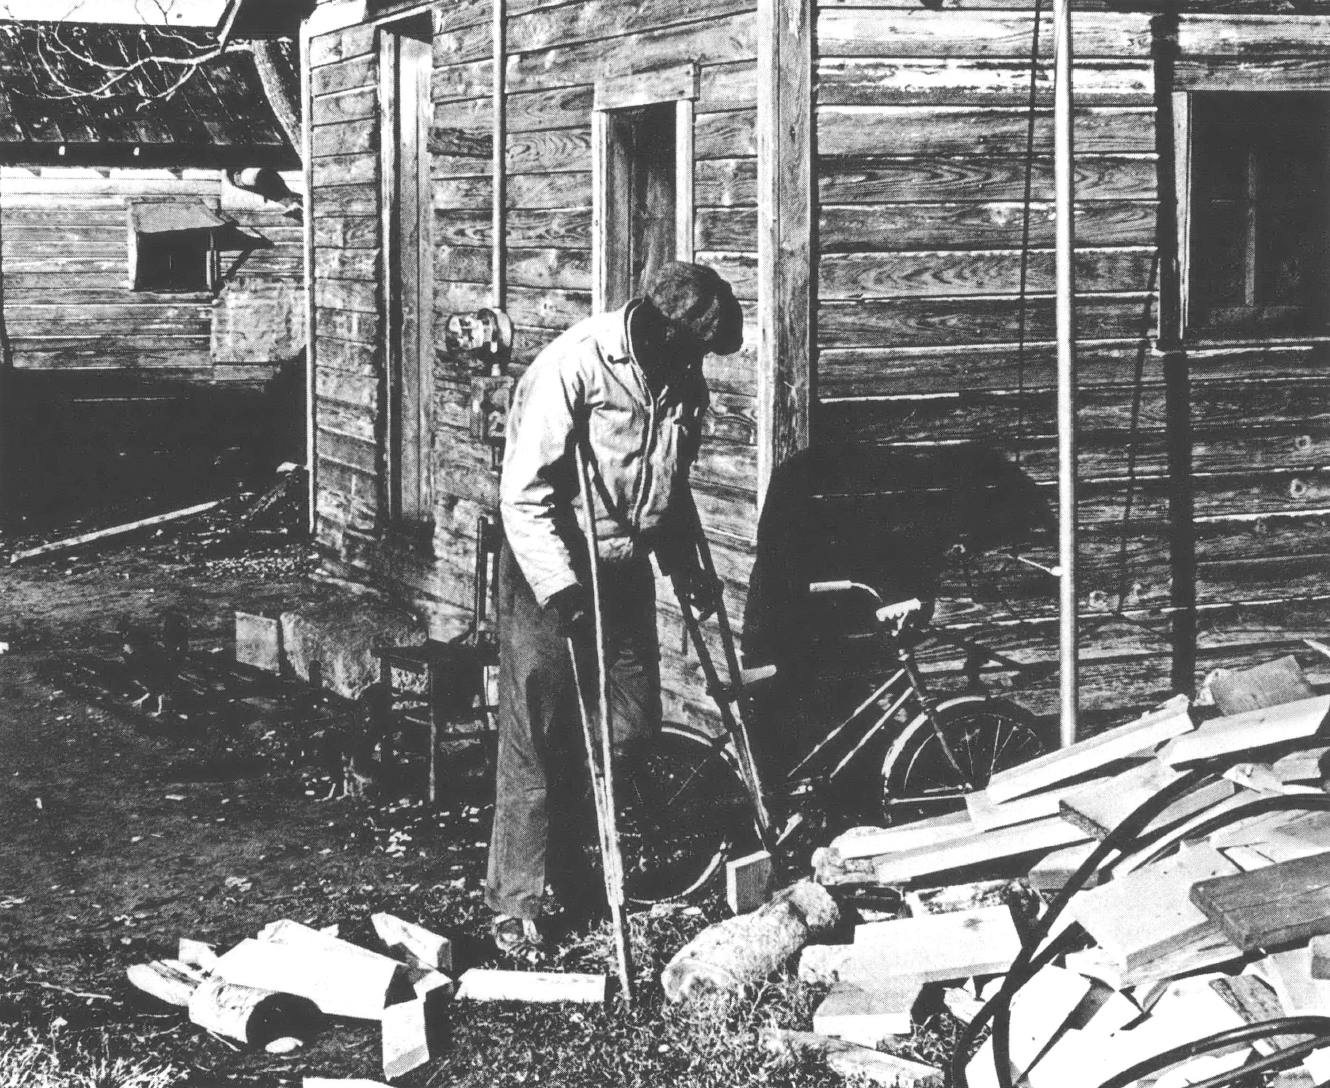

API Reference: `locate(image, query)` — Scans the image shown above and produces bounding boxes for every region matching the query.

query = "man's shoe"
[491,914,545,964]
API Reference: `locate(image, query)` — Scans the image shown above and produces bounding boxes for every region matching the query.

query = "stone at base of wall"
[280,588,426,700]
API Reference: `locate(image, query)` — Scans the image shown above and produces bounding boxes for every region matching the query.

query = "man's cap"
[643,261,743,355]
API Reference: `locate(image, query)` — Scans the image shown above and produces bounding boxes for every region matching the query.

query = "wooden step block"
[1058,759,1233,839]
[812,977,920,1045]
[726,850,773,914]
[235,610,282,673]
[372,912,453,973]
[1069,846,1239,973]
[851,905,1021,983]
[454,969,606,1004]
[1158,695,1330,767]
[985,695,1192,804]
[1191,850,1330,952]
[873,815,1090,885]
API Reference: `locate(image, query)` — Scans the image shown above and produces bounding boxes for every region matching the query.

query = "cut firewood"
[871,815,1090,885]
[381,998,430,1080]
[1158,695,1330,766]
[984,695,1192,804]
[1069,846,1239,973]
[661,881,838,1002]
[126,959,207,1007]
[1191,850,1330,952]
[371,912,453,973]
[215,937,411,1020]
[454,969,606,1004]
[759,1027,943,1087]
[187,975,319,1047]
[1209,655,1315,716]
[1058,760,1233,840]
[726,850,774,914]
[798,944,856,985]
[812,976,920,1045]
[850,905,1022,983]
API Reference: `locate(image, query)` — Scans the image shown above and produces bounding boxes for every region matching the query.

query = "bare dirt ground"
[0,509,863,1087]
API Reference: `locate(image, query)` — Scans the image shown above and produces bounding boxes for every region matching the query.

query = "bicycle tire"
[617,721,756,904]
[880,696,1055,823]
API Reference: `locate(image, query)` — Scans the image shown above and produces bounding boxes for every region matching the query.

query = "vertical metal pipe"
[1054,0,1078,746]
[300,17,316,538]
[492,0,506,310]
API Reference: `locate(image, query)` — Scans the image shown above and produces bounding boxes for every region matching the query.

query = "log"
[371,912,453,973]
[454,969,606,1004]
[759,1027,943,1088]
[661,882,839,1002]
[9,501,222,565]
[187,975,319,1047]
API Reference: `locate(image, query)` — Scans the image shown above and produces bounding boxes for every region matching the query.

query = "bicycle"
[616,575,1057,903]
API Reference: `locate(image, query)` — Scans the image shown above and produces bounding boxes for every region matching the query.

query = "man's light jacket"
[500,302,709,607]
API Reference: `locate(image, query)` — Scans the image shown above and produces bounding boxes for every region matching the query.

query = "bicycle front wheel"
[617,722,757,904]
[880,696,1053,823]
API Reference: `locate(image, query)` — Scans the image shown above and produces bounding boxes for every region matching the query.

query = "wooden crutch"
[565,440,634,1005]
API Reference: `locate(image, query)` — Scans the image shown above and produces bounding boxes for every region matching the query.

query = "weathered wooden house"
[285,0,1330,732]
[0,22,305,523]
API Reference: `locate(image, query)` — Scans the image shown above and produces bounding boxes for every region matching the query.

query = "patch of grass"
[0,1029,184,1088]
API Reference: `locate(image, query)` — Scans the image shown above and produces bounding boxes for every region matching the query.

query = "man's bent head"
[642,262,744,356]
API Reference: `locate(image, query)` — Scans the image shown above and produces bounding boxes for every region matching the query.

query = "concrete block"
[280,592,425,699]
[235,610,282,673]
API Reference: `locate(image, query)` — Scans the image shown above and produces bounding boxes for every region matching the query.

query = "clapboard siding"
[809,1,1330,725]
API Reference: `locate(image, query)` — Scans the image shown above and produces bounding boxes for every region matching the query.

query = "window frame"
[126,198,221,295]
[591,62,699,313]
[1175,89,1330,345]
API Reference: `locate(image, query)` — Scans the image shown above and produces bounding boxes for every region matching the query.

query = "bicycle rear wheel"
[880,696,1054,823]
[617,722,757,903]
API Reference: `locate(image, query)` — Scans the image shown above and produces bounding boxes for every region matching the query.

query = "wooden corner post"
[756,0,812,506]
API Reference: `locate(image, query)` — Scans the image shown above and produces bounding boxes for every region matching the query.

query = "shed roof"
[0,22,299,167]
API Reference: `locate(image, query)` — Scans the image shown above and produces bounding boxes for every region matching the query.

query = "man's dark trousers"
[485,541,661,922]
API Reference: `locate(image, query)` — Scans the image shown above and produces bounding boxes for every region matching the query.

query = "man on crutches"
[486,263,744,972]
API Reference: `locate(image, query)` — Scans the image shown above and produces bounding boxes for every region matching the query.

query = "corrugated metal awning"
[129,200,227,234]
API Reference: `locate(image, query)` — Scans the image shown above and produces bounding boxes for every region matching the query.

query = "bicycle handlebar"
[807,581,924,630]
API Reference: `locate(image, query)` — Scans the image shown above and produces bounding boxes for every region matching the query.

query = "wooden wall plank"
[818,58,1154,106]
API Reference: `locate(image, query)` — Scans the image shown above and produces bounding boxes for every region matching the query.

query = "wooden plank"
[757,0,812,499]
[505,126,591,174]
[454,969,606,1003]
[872,815,1091,884]
[215,937,407,1021]
[509,1,751,55]
[818,58,1154,107]
[1209,655,1315,716]
[829,811,974,861]
[759,1029,944,1088]
[851,905,1022,981]
[1177,56,1330,92]
[1158,695,1330,766]
[311,117,376,159]
[964,779,1098,832]
[817,9,1152,58]
[1069,846,1240,971]
[313,54,378,99]
[813,977,919,1044]
[1176,15,1330,59]
[1192,851,1330,952]
[9,501,222,565]
[986,695,1192,803]
[817,295,1156,349]
[965,967,1093,1088]
[819,202,1156,251]
[594,61,699,112]
[1058,758,1234,839]
[819,107,1156,157]
[726,850,774,914]
[819,248,1155,300]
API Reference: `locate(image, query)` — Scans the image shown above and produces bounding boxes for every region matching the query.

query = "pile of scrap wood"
[797,655,1330,1086]
[127,913,605,1080]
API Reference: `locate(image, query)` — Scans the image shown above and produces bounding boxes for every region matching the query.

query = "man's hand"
[674,568,724,622]
[546,584,593,640]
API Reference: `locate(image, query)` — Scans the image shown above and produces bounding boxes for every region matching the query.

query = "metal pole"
[1054,0,1078,747]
